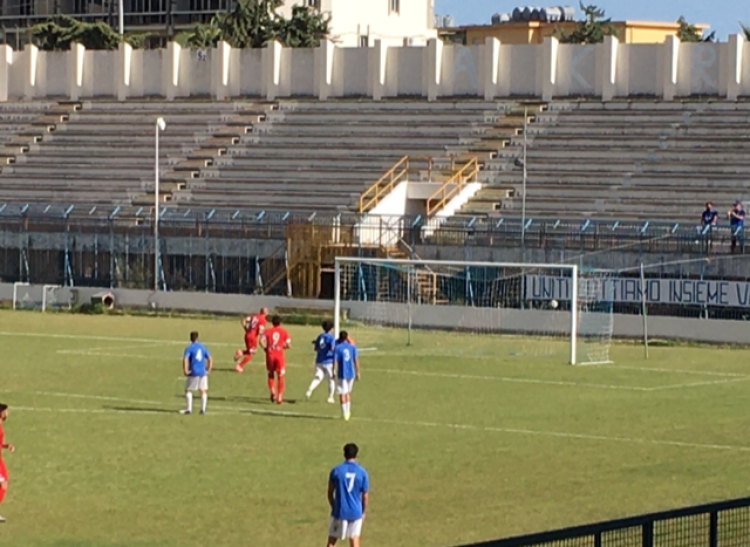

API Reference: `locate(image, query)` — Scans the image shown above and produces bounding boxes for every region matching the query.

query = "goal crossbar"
[334,257,580,365]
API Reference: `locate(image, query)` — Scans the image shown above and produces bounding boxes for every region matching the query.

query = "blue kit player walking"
[306,320,337,403]
[333,331,360,421]
[181,331,213,415]
[327,443,369,547]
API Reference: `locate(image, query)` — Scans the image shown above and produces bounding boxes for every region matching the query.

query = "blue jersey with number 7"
[334,342,357,380]
[329,461,369,520]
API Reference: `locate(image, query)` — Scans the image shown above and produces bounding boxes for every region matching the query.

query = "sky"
[434,0,744,41]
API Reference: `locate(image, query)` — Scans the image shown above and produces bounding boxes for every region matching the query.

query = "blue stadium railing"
[455,495,750,547]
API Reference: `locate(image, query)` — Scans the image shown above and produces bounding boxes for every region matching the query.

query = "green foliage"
[30,15,150,51]
[180,0,330,49]
[740,22,750,41]
[676,16,715,43]
[557,2,618,44]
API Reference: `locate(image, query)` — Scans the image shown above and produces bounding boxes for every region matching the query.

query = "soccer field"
[1,311,750,547]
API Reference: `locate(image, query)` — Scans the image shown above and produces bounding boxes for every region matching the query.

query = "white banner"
[524,275,750,308]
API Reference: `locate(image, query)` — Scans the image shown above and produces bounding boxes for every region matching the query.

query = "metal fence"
[455,496,750,547]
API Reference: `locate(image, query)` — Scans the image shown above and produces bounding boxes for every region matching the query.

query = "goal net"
[333,258,614,365]
[12,283,66,311]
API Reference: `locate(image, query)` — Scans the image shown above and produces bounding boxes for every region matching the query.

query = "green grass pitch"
[1,310,750,547]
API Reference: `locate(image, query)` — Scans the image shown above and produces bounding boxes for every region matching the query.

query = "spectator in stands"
[728,201,746,254]
[701,202,718,227]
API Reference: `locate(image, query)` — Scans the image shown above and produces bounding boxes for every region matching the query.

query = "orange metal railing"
[425,157,480,217]
[358,156,410,213]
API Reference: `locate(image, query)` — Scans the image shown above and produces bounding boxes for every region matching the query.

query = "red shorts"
[0,459,7,483]
[244,333,258,353]
[265,355,285,374]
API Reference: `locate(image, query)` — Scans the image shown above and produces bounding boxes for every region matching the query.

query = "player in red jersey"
[0,403,15,523]
[260,315,291,404]
[234,307,269,372]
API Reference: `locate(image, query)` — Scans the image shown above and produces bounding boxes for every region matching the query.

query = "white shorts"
[185,376,208,392]
[336,378,354,395]
[328,518,362,540]
[316,363,334,378]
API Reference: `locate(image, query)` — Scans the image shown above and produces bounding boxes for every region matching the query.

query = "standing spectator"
[728,201,746,254]
[701,202,718,227]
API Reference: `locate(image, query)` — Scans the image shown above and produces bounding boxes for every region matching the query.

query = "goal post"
[333,257,614,366]
[13,283,65,311]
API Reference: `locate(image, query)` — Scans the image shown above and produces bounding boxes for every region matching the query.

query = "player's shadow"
[212,368,242,373]
[106,406,177,414]
[242,408,332,421]
[209,395,298,405]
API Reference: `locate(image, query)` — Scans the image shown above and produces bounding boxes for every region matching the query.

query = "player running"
[181,331,213,415]
[234,307,268,373]
[306,320,336,403]
[327,443,369,547]
[260,315,291,404]
[0,403,15,523]
[333,331,360,421]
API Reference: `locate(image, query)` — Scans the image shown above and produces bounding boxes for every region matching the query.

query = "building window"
[359,35,369,48]
[389,0,399,14]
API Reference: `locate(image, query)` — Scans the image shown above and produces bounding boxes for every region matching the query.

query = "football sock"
[185,392,193,413]
[340,401,347,417]
[200,393,207,413]
[277,375,285,401]
[0,487,6,504]
[237,355,252,369]
[267,377,275,395]
[327,379,336,399]
[344,402,351,416]
[307,376,323,394]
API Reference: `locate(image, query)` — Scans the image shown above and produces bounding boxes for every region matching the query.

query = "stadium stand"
[455,101,750,223]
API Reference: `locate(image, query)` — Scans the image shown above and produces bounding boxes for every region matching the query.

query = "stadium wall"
[4,283,750,345]
[1,34,748,101]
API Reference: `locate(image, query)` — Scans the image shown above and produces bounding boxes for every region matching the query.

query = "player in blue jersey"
[327,443,369,547]
[181,331,213,415]
[333,331,360,421]
[306,320,337,403]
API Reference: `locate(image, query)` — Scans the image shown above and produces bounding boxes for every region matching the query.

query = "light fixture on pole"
[154,116,166,292]
[118,0,124,35]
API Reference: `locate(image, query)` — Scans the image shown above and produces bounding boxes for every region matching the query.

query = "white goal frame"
[13,282,64,312]
[334,257,580,365]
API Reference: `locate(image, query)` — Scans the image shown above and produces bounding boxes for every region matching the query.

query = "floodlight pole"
[154,117,166,291]
[521,106,528,253]
[118,0,124,35]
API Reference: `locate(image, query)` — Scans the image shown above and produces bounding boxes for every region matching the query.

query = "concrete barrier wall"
[1,34,747,101]
[3,282,750,345]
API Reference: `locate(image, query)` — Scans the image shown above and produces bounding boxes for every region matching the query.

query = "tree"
[676,16,715,43]
[178,0,330,49]
[740,22,750,41]
[30,15,149,51]
[557,3,618,44]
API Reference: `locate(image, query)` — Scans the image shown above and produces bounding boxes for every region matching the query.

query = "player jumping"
[333,331,360,421]
[306,320,336,403]
[0,403,15,523]
[260,315,291,404]
[234,307,268,373]
[181,331,213,415]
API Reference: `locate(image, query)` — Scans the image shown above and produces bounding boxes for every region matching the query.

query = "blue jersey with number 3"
[330,461,369,520]
[184,342,210,377]
[334,342,357,380]
[314,332,335,365]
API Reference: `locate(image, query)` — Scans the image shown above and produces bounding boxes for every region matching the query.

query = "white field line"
[3,329,747,392]
[9,391,750,453]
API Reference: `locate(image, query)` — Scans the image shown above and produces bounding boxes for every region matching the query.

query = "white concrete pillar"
[600,35,619,101]
[425,38,443,101]
[540,36,559,101]
[484,37,500,100]
[263,40,283,100]
[368,40,387,100]
[68,42,85,100]
[116,42,133,101]
[0,45,13,102]
[662,35,680,101]
[212,41,233,100]
[315,39,335,100]
[726,34,744,101]
[163,41,182,100]
[24,44,40,100]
